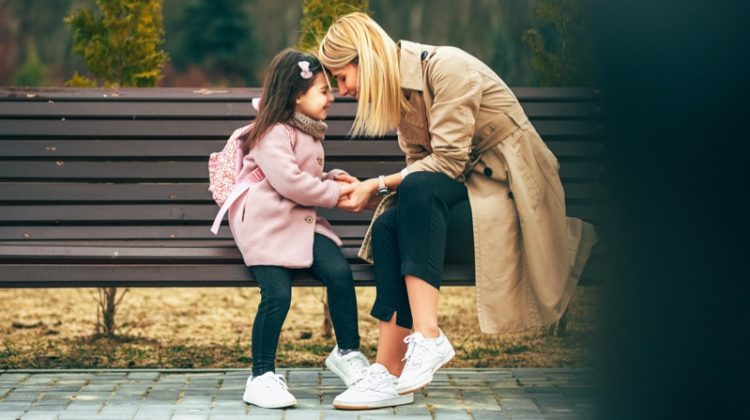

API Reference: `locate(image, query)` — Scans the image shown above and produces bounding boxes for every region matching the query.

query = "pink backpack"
[207,115,296,235]
[208,124,252,207]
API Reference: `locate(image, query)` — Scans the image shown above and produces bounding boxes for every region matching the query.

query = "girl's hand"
[337,179,378,213]
[338,182,356,199]
[335,173,359,184]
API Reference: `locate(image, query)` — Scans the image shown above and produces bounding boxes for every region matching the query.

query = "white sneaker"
[333,363,414,410]
[325,345,370,386]
[242,371,297,408]
[397,330,455,394]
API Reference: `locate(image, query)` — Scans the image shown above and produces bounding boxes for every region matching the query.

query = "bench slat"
[0,86,599,101]
[0,203,608,223]
[0,237,606,254]
[0,225,368,240]
[0,101,602,119]
[0,161,605,181]
[0,119,603,138]
[0,260,604,288]
[0,263,476,287]
[0,182,607,202]
[0,139,603,158]
[0,242,351,260]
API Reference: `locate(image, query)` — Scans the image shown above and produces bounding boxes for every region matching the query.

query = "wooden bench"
[0,87,606,288]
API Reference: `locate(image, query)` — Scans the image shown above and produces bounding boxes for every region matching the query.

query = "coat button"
[483,167,493,177]
[304,216,313,224]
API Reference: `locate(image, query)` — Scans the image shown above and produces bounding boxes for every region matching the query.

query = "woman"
[319,12,597,410]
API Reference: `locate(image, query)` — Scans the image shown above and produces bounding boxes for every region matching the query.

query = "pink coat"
[227,123,344,268]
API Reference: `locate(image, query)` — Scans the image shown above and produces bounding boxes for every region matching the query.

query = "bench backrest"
[0,87,605,283]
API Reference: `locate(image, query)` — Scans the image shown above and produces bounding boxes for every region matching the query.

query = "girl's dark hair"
[241,48,326,153]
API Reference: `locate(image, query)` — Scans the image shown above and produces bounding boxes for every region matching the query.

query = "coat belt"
[459,106,530,182]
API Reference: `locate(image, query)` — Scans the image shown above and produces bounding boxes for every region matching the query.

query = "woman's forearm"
[361,172,406,195]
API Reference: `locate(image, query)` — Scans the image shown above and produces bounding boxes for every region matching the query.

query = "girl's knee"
[260,287,292,311]
[325,264,354,289]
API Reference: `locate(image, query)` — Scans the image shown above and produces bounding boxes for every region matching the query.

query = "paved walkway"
[0,368,597,420]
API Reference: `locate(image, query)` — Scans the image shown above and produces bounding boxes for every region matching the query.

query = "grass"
[0,286,599,369]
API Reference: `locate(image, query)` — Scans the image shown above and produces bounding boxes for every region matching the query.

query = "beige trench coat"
[359,41,598,334]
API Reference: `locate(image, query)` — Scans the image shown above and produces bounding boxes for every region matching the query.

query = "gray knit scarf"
[288,112,327,141]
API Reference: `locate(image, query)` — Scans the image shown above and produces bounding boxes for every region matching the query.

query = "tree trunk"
[102,287,117,336]
[95,287,128,337]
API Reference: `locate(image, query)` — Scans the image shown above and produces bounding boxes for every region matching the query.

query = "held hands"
[335,173,359,184]
[336,174,359,199]
[335,174,378,213]
[335,174,359,211]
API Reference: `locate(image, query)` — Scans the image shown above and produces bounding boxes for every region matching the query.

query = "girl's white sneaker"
[333,363,413,410]
[325,345,370,386]
[242,371,297,409]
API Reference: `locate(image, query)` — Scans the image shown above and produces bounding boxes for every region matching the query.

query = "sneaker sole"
[333,393,414,410]
[243,394,297,409]
[397,346,456,395]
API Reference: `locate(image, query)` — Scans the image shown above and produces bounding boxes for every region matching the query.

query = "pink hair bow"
[298,61,313,79]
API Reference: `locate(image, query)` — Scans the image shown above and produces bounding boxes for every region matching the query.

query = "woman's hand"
[337,179,378,213]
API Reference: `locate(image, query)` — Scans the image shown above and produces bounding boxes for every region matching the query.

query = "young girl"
[225,49,369,409]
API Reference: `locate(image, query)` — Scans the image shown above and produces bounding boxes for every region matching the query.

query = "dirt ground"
[0,286,599,369]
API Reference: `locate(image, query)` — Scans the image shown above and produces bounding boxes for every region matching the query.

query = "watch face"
[377,188,390,196]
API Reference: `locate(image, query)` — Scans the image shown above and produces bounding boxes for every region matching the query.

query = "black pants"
[249,233,360,376]
[370,171,475,329]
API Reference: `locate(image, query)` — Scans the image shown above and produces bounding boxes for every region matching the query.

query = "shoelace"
[350,367,389,391]
[339,352,369,385]
[346,353,369,374]
[260,373,288,391]
[402,334,431,368]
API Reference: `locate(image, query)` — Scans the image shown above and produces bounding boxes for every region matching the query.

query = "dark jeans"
[249,233,360,376]
[370,171,475,329]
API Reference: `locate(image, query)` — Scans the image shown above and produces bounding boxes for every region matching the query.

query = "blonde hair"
[318,12,411,137]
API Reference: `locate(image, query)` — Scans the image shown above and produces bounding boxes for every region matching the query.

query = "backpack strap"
[210,176,257,235]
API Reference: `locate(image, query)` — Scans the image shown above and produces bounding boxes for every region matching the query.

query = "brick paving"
[0,368,598,420]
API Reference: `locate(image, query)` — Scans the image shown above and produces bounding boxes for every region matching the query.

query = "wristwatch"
[376,175,390,196]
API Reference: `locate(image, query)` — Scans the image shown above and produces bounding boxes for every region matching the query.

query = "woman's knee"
[398,172,443,205]
[372,209,397,240]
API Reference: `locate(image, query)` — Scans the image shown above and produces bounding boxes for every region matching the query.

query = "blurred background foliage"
[0,0,595,87]
[64,0,169,87]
